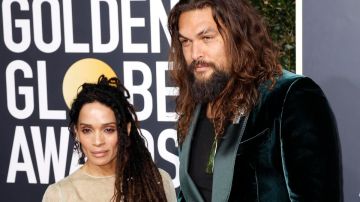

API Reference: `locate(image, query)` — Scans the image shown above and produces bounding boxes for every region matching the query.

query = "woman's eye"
[104,128,116,134]
[81,128,91,134]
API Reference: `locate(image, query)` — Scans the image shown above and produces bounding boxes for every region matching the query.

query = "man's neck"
[206,102,214,119]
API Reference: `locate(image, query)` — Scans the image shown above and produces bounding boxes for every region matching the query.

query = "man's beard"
[189,61,230,103]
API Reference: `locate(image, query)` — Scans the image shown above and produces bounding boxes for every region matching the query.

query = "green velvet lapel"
[179,104,204,202]
[212,115,249,201]
[180,104,249,202]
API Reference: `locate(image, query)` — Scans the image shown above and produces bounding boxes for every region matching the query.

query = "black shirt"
[188,106,214,202]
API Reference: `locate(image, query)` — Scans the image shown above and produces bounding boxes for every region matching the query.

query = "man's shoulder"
[275,69,304,89]
[257,69,323,108]
[261,69,319,96]
[276,69,323,95]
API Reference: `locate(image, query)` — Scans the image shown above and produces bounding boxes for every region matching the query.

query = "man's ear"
[127,122,131,136]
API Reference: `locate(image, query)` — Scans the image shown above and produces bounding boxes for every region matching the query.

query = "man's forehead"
[178,8,219,37]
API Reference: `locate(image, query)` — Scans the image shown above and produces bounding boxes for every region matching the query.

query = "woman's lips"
[91,150,108,158]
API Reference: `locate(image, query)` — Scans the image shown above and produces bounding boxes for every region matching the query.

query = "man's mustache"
[189,60,217,70]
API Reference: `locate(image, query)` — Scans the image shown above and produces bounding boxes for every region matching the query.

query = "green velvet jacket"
[178,70,342,202]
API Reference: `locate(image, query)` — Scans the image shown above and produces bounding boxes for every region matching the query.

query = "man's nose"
[191,41,203,61]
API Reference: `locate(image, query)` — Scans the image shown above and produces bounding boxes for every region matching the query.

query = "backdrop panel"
[304,0,360,201]
[1,0,359,201]
[0,0,179,201]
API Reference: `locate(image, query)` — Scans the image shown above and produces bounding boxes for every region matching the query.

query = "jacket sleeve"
[280,77,342,201]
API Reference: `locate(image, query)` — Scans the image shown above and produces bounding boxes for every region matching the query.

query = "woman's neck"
[82,162,115,177]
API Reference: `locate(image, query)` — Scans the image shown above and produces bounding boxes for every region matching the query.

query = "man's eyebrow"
[198,27,216,36]
[179,27,217,39]
[178,32,188,40]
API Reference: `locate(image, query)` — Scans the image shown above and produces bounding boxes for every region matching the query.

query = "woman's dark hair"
[68,75,167,201]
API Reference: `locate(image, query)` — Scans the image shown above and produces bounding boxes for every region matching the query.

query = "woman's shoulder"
[42,169,84,202]
[158,168,177,202]
[42,182,61,202]
[158,168,173,187]
[158,168,171,179]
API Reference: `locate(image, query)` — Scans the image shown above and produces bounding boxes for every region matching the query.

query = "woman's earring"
[75,136,80,143]
[127,122,131,136]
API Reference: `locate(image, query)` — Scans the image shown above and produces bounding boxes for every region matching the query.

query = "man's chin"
[194,72,213,82]
[191,70,230,103]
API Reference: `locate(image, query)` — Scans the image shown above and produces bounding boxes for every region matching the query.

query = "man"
[167,0,342,201]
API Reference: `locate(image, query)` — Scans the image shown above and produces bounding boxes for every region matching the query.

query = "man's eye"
[203,36,213,42]
[180,39,190,47]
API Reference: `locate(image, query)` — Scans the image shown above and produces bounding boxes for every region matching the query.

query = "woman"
[43,75,176,202]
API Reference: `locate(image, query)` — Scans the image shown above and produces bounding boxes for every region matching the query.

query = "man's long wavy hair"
[168,0,282,144]
[69,75,167,202]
